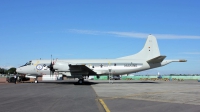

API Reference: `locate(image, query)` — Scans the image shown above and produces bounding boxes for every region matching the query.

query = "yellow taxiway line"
[99,99,111,112]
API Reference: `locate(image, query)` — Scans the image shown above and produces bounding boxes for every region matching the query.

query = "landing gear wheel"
[78,79,84,84]
[34,80,38,83]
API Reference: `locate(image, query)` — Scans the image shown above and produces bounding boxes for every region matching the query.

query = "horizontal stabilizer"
[147,55,166,63]
[179,59,187,62]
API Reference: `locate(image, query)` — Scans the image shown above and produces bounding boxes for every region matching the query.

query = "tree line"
[0,67,16,74]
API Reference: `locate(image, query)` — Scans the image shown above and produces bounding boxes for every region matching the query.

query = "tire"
[78,79,84,84]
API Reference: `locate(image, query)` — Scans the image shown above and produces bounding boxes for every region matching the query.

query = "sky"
[0,0,200,75]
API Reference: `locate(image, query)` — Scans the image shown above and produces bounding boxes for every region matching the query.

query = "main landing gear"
[34,80,38,83]
[78,78,84,84]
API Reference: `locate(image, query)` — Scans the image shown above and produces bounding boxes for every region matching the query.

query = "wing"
[69,65,97,75]
[147,55,166,63]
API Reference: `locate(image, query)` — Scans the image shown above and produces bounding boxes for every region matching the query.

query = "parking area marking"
[99,99,110,112]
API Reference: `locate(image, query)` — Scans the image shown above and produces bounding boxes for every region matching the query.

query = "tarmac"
[0,79,200,112]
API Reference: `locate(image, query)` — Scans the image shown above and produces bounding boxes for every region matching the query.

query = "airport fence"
[94,75,200,80]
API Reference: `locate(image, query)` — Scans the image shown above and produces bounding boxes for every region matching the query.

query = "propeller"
[48,55,55,77]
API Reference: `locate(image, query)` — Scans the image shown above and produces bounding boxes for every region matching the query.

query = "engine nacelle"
[53,61,70,72]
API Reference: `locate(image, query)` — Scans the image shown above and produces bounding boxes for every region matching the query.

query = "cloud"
[154,34,200,39]
[107,31,147,38]
[68,29,200,39]
[182,52,200,54]
[68,29,102,35]
[0,65,15,69]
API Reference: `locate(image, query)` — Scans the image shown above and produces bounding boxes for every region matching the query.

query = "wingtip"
[179,59,187,62]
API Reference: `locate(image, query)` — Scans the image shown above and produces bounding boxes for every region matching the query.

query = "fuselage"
[16,59,172,77]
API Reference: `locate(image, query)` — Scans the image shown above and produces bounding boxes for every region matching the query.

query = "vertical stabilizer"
[118,35,160,60]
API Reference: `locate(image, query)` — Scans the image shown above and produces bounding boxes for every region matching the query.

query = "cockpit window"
[21,61,32,67]
[26,61,32,65]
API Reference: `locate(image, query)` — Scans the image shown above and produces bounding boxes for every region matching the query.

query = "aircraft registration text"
[124,63,137,67]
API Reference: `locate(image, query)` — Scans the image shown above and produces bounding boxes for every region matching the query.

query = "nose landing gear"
[34,77,38,83]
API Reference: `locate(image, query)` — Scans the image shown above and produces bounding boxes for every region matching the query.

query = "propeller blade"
[47,55,54,77]
[50,55,52,76]
[48,55,57,77]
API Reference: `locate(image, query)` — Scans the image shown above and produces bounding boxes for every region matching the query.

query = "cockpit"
[20,61,32,67]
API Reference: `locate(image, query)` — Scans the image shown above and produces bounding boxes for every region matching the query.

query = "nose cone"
[16,68,19,73]
[16,68,22,74]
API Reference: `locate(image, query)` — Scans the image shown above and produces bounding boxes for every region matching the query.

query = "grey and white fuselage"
[16,35,186,78]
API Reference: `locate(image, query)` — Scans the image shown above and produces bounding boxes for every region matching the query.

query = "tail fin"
[118,35,161,60]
